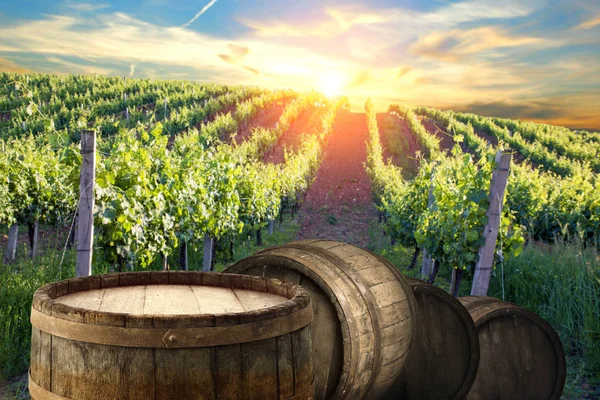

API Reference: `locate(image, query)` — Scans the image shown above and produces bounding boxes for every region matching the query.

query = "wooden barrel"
[459,296,566,400]
[29,271,314,400]
[225,239,416,400]
[384,278,479,399]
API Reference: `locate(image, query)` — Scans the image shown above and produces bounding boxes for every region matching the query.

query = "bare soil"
[295,110,377,248]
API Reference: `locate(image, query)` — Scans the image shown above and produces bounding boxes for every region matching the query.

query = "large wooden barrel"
[29,271,314,400]
[225,239,416,400]
[384,278,479,399]
[459,296,566,400]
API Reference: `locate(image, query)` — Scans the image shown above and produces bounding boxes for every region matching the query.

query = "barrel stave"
[460,296,566,400]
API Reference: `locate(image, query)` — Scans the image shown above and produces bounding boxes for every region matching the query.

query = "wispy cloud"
[47,56,112,75]
[241,0,538,39]
[411,27,544,62]
[0,58,30,73]
[0,13,354,89]
[241,6,392,38]
[129,64,135,76]
[182,0,218,28]
[573,15,600,30]
[347,71,371,88]
[456,90,600,129]
[422,0,538,25]
[64,1,110,12]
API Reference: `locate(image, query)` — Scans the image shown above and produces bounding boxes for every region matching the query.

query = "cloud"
[47,56,112,75]
[573,15,600,30]
[411,27,543,62]
[218,44,249,63]
[241,5,392,38]
[182,0,218,28]
[64,1,110,12]
[217,44,258,74]
[0,57,30,73]
[441,89,600,130]
[459,100,563,120]
[422,0,537,25]
[396,66,411,79]
[129,64,135,76]
[240,19,333,38]
[0,12,355,90]
[325,6,389,31]
[348,71,371,88]
[241,0,538,39]
[243,66,260,75]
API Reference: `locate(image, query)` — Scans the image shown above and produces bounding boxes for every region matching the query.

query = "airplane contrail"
[182,0,219,27]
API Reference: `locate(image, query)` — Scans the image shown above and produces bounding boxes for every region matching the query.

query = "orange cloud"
[348,71,371,88]
[396,66,411,79]
[47,57,112,75]
[0,58,30,73]
[573,15,600,30]
[218,44,249,63]
[411,26,543,61]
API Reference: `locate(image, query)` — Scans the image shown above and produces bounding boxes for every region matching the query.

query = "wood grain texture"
[225,239,416,400]
[384,278,479,400]
[459,296,566,400]
[29,271,314,400]
[53,285,288,315]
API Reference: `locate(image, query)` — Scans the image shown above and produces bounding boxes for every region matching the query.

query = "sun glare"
[317,74,345,97]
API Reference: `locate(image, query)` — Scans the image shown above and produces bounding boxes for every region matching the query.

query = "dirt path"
[296,110,377,247]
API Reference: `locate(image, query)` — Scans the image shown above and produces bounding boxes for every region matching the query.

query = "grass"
[487,241,600,399]
[368,218,600,399]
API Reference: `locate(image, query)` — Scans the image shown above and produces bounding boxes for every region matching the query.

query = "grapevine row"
[366,99,524,287]
[416,107,600,243]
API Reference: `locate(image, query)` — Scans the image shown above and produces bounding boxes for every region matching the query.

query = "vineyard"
[0,72,599,398]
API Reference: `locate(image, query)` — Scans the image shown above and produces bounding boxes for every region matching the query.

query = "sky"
[0,0,599,130]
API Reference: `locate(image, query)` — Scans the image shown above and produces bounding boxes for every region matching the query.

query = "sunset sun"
[317,74,345,97]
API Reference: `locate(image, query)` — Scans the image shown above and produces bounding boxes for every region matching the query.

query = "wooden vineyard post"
[203,233,214,272]
[450,268,464,298]
[421,165,437,280]
[268,220,274,235]
[471,150,511,296]
[180,241,188,271]
[4,224,19,263]
[256,229,262,246]
[28,220,39,259]
[124,93,129,124]
[75,130,96,277]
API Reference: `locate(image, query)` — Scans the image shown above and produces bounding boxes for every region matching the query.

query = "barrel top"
[54,285,289,315]
[32,271,312,330]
